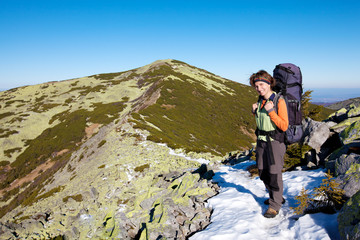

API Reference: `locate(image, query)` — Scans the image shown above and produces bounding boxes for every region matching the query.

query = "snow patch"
[190,161,341,240]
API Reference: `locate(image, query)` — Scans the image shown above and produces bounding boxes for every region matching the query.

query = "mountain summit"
[0,59,258,238]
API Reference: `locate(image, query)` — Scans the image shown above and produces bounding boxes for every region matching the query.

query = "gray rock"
[340,121,360,145]
[303,118,331,152]
[335,153,360,176]
[338,190,360,240]
[336,172,360,199]
[335,153,360,198]
[348,105,360,118]
[326,142,360,162]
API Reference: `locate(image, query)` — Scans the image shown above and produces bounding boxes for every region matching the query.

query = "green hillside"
[129,61,257,155]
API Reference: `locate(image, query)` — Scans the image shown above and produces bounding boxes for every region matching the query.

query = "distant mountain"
[326,97,360,110]
[0,59,260,238]
[311,102,336,107]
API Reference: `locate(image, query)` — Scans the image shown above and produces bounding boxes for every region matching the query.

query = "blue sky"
[1,0,360,92]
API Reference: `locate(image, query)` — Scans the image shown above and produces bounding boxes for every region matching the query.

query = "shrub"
[132,65,258,155]
[22,186,64,206]
[3,147,22,158]
[0,160,10,167]
[0,112,13,120]
[0,128,19,138]
[284,143,312,170]
[98,140,107,148]
[63,194,83,202]
[134,164,150,172]
[302,90,334,121]
[291,171,345,215]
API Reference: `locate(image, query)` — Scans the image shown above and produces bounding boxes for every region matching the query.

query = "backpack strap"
[272,93,282,114]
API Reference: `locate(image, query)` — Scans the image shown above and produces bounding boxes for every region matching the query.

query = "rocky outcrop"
[128,168,219,239]
[0,164,219,239]
[301,118,341,167]
[334,153,360,198]
[0,121,221,239]
[302,118,332,153]
[222,149,254,166]
[301,105,360,200]
[285,104,360,239]
[338,189,360,240]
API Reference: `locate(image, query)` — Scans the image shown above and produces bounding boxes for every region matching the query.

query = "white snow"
[167,147,210,164]
[190,161,341,240]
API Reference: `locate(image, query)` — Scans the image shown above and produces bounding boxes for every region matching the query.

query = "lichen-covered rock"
[331,116,360,133]
[0,125,219,239]
[340,120,360,145]
[335,153,360,198]
[348,105,360,118]
[338,190,360,240]
[328,107,348,123]
[125,169,218,239]
[335,153,360,176]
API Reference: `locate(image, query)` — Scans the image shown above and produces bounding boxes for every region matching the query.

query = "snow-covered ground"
[190,161,340,240]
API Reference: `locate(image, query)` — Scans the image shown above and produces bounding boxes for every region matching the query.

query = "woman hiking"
[250,70,289,218]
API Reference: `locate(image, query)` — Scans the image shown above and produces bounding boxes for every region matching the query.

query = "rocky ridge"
[327,97,360,110]
[0,59,255,239]
[0,122,220,239]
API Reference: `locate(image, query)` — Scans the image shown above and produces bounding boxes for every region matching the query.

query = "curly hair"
[249,70,276,89]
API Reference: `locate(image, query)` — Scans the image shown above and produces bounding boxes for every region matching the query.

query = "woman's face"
[254,81,271,97]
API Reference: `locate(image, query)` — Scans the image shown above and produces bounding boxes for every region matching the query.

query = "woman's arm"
[268,98,289,131]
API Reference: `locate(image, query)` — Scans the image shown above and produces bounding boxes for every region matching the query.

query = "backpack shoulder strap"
[272,93,284,114]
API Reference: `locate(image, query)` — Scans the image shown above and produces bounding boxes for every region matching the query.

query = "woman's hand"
[264,101,274,112]
[252,103,258,113]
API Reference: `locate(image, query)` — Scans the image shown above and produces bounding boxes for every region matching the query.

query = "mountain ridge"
[0,59,258,238]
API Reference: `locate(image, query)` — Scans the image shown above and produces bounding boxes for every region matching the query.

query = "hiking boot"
[264,207,278,218]
[264,198,286,205]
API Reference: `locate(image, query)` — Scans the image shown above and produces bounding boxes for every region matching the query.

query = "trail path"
[190,161,340,240]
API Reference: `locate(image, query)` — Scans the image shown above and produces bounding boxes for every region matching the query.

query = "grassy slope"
[309,103,335,121]
[129,61,258,155]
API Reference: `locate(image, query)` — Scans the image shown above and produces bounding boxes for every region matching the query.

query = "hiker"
[250,70,289,218]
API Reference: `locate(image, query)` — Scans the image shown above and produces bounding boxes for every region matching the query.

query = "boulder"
[338,190,360,240]
[326,142,360,173]
[222,149,253,165]
[318,132,342,165]
[348,104,360,118]
[122,166,219,239]
[335,153,360,176]
[335,153,360,198]
[327,142,360,162]
[340,121,360,145]
[302,118,331,152]
[331,117,360,133]
[192,163,215,180]
[327,107,348,123]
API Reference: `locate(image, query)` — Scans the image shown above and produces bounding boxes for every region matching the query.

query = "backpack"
[273,63,303,145]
